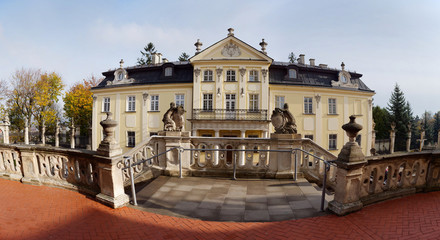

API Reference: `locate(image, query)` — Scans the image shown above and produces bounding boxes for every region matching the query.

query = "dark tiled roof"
[269,62,373,92]
[93,61,373,93]
[93,62,193,89]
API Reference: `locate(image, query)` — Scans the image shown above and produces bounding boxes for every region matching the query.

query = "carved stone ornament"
[271,103,297,134]
[194,68,201,78]
[221,42,241,57]
[162,102,186,132]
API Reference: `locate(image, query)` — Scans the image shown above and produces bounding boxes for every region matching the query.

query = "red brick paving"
[1,178,440,240]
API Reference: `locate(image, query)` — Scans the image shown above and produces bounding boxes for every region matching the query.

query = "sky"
[0,0,439,116]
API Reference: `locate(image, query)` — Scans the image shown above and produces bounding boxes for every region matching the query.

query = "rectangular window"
[304,97,313,114]
[203,94,213,111]
[275,96,285,109]
[175,94,184,107]
[328,98,337,114]
[249,94,259,111]
[226,70,236,82]
[127,131,135,147]
[329,134,337,150]
[151,95,159,111]
[249,70,259,82]
[203,70,213,81]
[103,97,110,112]
[127,96,136,112]
[304,135,314,140]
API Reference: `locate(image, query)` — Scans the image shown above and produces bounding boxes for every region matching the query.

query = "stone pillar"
[41,119,46,145]
[419,130,426,152]
[370,121,376,155]
[269,133,301,178]
[96,112,128,208]
[24,117,29,145]
[158,131,191,176]
[55,121,60,147]
[61,126,66,144]
[20,147,41,185]
[389,122,396,154]
[3,115,10,144]
[406,123,412,152]
[75,126,81,147]
[87,126,92,150]
[70,122,75,149]
[328,116,367,216]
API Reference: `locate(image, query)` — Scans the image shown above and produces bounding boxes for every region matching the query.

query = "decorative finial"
[227,28,234,36]
[259,39,267,54]
[341,62,345,71]
[342,115,363,142]
[194,39,203,54]
[119,59,124,68]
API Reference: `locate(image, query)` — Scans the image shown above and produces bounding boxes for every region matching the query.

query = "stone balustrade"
[0,144,101,195]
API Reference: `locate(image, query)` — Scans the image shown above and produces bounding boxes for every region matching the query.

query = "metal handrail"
[123,147,334,211]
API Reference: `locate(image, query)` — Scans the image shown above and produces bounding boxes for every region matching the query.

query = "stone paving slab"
[132,176,333,222]
[2,178,440,239]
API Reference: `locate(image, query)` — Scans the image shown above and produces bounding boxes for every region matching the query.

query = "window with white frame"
[329,134,337,150]
[175,94,184,107]
[288,69,297,78]
[275,96,285,109]
[226,70,236,82]
[249,70,259,82]
[304,97,313,114]
[203,70,213,81]
[328,98,337,114]
[150,95,159,111]
[103,97,110,112]
[203,94,213,111]
[127,131,135,147]
[127,96,136,112]
[249,94,259,111]
[164,67,172,76]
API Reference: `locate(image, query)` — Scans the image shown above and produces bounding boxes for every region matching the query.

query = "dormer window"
[164,67,173,76]
[340,75,347,83]
[288,69,297,79]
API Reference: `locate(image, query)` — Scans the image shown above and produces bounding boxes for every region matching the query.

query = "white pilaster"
[115,93,121,145]
[344,96,349,143]
[92,96,98,150]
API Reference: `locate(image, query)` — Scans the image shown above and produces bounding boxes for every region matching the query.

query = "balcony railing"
[192,109,268,121]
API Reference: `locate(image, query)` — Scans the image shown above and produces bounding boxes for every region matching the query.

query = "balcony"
[192,109,268,121]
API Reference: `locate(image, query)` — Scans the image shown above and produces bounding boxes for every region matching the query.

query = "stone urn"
[101,112,118,144]
[342,115,363,143]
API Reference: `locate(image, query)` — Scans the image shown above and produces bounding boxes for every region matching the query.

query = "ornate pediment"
[107,68,134,86]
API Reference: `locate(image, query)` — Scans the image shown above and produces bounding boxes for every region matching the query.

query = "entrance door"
[225,94,236,119]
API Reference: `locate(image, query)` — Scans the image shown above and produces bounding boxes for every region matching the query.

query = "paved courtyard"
[2,177,440,239]
[132,176,331,222]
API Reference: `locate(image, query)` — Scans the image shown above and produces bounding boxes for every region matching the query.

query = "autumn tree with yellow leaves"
[63,76,100,135]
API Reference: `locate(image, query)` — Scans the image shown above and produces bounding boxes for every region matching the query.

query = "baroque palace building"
[91,28,375,155]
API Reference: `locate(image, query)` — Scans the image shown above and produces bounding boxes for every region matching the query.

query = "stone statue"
[271,103,297,134]
[163,102,186,131]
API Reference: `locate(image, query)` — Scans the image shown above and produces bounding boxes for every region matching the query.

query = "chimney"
[309,58,315,66]
[162,58,168,63]
[319,64,328,68]
[152,53,162,64]
[299,54,305,64]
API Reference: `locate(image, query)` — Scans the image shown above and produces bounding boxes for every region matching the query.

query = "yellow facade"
[92,29,374,155]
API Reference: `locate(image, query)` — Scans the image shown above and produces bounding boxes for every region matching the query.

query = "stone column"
[419,130,426,152]
[158,131,191,176]
[96,112,128,208]
[41,119,46,145]
[24,117,29,145]
[61,126,67,144]
[70,122,75,149]
[75,126,81,147]
[3,115,10,144]
[389,122,396,154]
[239,130,246,166]
[370,121,376,155]
[406,123,412,152]
[55,121,60,147]
[328,116,367,216]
